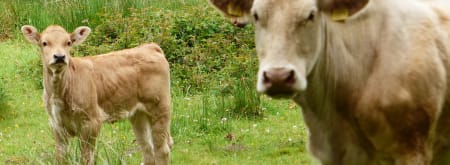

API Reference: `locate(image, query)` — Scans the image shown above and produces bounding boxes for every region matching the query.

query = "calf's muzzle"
[53,54,66,64]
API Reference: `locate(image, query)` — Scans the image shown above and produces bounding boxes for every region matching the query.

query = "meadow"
[0,0,311,164]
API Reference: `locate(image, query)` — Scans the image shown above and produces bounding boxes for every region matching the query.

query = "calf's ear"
[70,26,91,46]
[318,0,370,21]
[209,0,254,27]
[21,25,40,45]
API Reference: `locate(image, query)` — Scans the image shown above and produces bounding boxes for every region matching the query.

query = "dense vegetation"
[0,0,310,164]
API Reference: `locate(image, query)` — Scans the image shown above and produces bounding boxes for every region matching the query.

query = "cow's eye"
[253,13,259,21]
[42,42,47,47]
[67,41,72,46]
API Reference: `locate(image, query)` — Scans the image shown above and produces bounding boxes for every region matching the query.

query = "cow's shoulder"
[138,43,164,55]
[70,57,94,73]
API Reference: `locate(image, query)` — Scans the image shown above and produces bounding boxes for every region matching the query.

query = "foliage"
[0,0,155,35]
[2,0,256,94]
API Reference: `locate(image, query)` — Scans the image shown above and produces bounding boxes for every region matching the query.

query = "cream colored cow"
[21,25,172,165]
[211,0,450,164]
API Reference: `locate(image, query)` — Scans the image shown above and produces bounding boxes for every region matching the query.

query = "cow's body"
[211,0,450,164]
[46,44,170,125]
[300,1,450,164]
[22,25,172,165]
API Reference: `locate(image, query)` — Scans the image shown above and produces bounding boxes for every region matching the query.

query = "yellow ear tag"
[331,8,349,21]
[227,3,243,17]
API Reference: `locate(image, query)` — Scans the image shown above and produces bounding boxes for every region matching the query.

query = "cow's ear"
[209,0,254,27]
[21,25,40,45]
[318,0,370,22]
[70,26,91,46]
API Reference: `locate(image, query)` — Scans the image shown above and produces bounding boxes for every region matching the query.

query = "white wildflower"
[221,117,227,124]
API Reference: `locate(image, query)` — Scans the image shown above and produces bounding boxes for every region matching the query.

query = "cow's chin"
[49,62,68,74]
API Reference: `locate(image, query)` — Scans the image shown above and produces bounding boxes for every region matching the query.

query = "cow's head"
[210,0,369,98]
[21,25,91,73]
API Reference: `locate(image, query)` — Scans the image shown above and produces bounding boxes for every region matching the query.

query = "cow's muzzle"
[261,67,298,98]
[53,54,66,64]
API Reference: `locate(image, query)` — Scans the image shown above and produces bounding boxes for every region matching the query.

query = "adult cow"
[21,25,172,165]
[210,0,450,164]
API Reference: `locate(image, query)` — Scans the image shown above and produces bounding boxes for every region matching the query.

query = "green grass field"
[0,0,312,164]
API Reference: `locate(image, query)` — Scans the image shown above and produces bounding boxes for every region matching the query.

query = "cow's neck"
[43,63,73,99]
[304,8,383,115]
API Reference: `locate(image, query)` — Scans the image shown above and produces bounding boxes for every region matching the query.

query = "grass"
[0,0,312,164]
[0,0,201,39]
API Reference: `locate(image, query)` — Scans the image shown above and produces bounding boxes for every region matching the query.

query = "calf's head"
[210,0,369,98]
[21,25,91,73]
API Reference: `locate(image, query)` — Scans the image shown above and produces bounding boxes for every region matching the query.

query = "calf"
[21,25,172,165]
[211,0,450,164]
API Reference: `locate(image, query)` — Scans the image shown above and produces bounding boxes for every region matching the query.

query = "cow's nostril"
[262,68,298,97]
[54,54,65,58]
[263,68,296,84]
[285,70,296,84]
[53,54,66,63]
[263,71,271,84]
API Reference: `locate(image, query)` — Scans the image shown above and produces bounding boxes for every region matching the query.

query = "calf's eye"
[67,41,72,46]
[42,42,47,46]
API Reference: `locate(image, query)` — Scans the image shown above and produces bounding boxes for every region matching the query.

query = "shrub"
[73,4,256,95]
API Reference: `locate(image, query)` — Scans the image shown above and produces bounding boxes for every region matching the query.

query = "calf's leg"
[80,119,101,165]
[53,128,69,165]
[150,118,171,165]
[147,102,171,165]
[130,110,155,165]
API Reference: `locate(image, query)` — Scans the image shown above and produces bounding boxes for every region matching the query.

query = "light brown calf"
[21,25,172,165]
[211,0,450,164]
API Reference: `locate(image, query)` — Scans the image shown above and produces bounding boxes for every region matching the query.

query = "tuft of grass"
[231,77,263,119]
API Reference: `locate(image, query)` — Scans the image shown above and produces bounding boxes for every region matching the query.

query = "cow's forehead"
[252,0,316,18]
[253,0,315,10]
[43,25,65,31]
[252,0,317,27]
[41,26,70,42]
